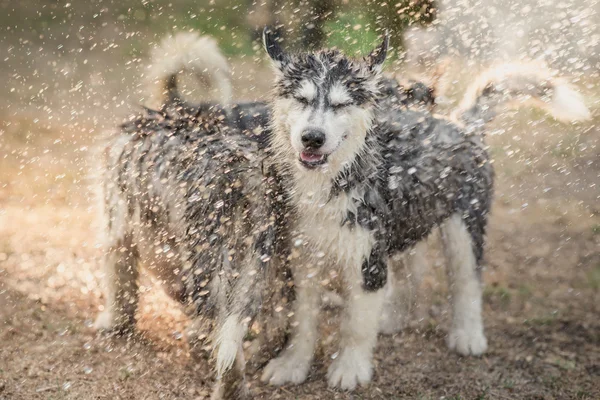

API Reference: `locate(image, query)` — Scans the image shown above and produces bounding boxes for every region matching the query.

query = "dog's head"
[264,28,388,176]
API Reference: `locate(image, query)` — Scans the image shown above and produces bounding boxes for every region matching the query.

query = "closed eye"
[294,96,312,106]
[331,102,352,110]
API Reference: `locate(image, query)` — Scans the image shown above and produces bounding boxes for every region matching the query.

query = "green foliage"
[586,264,600,290]
[325,12,380,57]
[4,0,435,58]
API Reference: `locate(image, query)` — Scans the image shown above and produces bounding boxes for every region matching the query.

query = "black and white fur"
[94,89,292,399]
[144,33,438,151]
[260,29,590,390]
[141,31,441,327]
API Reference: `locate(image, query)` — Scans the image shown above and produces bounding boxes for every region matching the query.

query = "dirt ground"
[1,48,600,399]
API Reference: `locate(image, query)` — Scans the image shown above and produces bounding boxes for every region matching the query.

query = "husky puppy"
[94,95,291,398]
[259,29,590,390]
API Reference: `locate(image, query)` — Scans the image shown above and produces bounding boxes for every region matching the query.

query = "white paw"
[93,310,133,333]
[327,348,373,390]
[447,327,488,356]
[260,349,311,386]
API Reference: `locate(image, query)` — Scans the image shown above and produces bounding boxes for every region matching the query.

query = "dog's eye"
[331,102,351,110]
[294,96,311,106]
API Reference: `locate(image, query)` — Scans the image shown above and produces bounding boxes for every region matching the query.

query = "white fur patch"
[214,314,246,377]
[328,82,352,107]
[550,83,591,122]
[453,62,591,124]
[441,214,487,356]
[297,79,317,103]
[146,32,231,108]
[327,346,373,389]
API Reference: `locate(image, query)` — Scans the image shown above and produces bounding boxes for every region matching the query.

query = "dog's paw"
[327,348,373,390]
[93,310,134,334]
[447,327,488,356]
[260,349,311,386]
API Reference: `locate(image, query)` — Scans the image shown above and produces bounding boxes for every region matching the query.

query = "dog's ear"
[368,32,389,72]
[263,27,287,67]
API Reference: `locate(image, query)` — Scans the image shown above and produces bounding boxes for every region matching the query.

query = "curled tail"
[453,62,591,130]
[145,32,232,109]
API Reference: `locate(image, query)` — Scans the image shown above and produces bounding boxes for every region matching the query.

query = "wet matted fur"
[259,28,590,390]
[94,32,440,399]
[94,109,292,398]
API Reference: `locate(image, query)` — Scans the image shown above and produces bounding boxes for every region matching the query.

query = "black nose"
[301,129,326,149]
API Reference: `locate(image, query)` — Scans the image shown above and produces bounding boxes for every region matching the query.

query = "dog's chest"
[293,183,374,268]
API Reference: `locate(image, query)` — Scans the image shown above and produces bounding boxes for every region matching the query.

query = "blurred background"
[0,1,599,399]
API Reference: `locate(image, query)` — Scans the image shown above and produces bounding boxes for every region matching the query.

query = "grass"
[502,379,515,389]
[483,285,512,309]
[517,284,532,299]
[525,311,560,326]
[586,264,600,290]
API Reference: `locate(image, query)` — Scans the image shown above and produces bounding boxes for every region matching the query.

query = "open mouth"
[299,150,328,169]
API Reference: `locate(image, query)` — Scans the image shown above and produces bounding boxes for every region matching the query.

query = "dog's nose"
[301,129,326,149]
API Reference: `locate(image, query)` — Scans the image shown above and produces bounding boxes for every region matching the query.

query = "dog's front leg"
[379,240,428,334]
[327,267,385,390]
[261,271,321,386]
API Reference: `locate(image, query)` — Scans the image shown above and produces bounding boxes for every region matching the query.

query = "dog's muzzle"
[299,129,328,168]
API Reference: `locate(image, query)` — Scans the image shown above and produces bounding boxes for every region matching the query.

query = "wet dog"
[94,81,291,399]
[259,28,590,390]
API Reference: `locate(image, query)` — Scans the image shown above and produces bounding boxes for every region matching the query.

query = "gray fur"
[97,109,291,398]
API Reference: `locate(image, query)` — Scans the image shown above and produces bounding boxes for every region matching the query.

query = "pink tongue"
[300,151,324,162]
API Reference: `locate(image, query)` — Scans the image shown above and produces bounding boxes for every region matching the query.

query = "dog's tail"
[145,32,232,109]
[453,62,591,130]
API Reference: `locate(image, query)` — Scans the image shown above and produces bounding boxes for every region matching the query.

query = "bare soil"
[1,58,599,399]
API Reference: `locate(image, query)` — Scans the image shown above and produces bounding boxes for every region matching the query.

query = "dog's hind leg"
[94,198,140,333]
[212,314,249,400]
[213,241,270,398]
[440,213,487,356]
[379,239,428,334]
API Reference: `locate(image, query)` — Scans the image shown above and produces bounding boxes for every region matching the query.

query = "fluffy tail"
[453,62,591,129]
[145,32,232,109]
